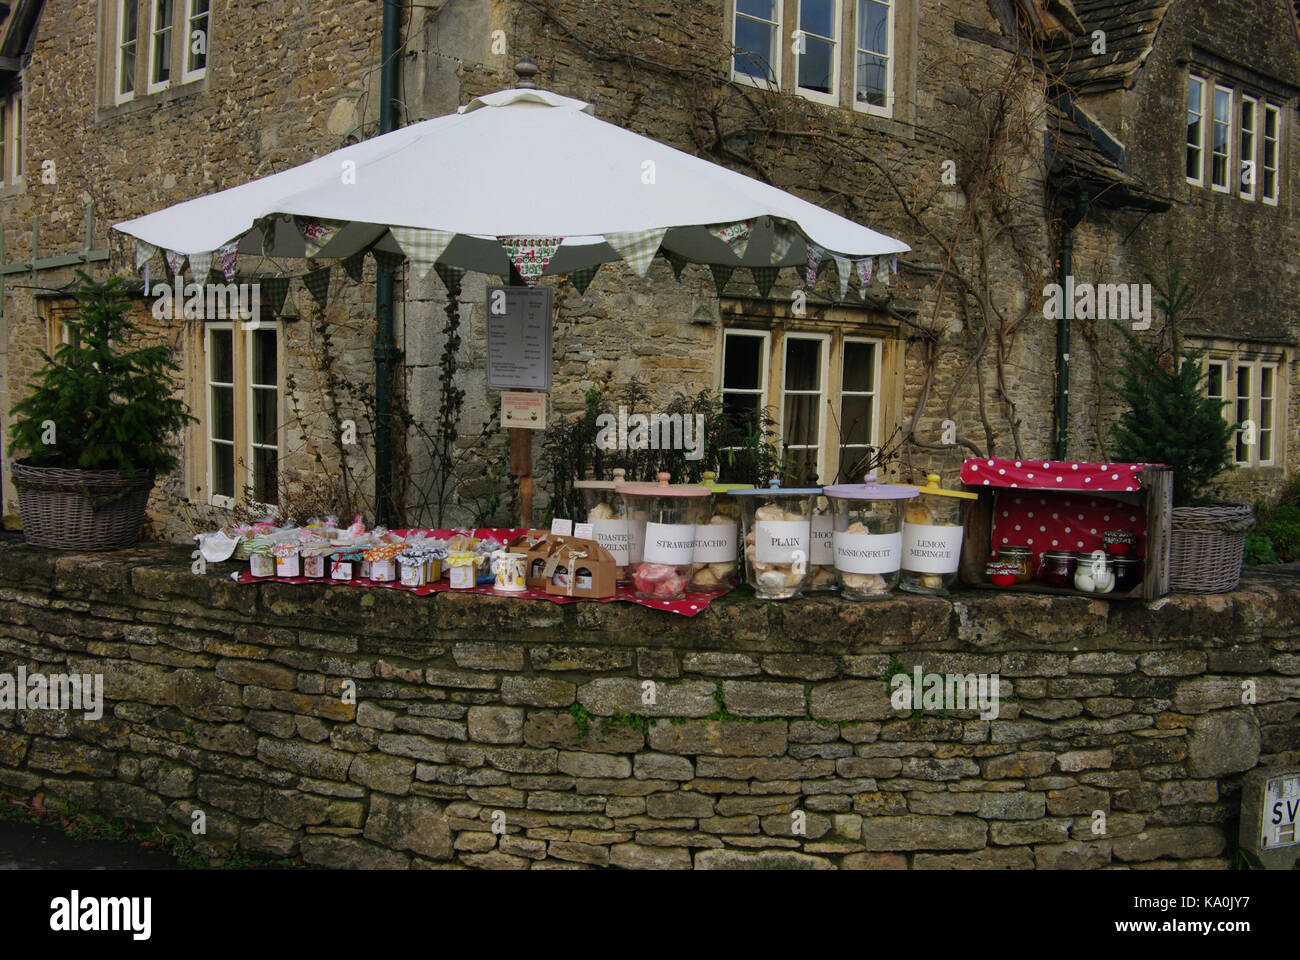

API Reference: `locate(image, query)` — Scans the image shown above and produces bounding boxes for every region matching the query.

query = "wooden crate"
[958,465,1171,601]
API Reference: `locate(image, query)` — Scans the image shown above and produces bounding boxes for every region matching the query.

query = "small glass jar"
[899,473,976,595]
[302,553,326,579]
[997,545,1033,584]
[616,472,709,601]
[733,480,820,600]
[1103,530,1137,556]
[1037,549,1077,589]
[576,469,631,581]
[808,495,837,592]
[1112,555,1143,593]
[447,551,478,589]
[824,476,920,600]
[690,471,751,591]
[398,553,428,587]
[1073,552,1116,594]
[331,551,361,581]
[987,561,1019,587]
[249,550,275,578]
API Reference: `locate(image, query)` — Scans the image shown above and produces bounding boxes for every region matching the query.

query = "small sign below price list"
[502,391,547,430]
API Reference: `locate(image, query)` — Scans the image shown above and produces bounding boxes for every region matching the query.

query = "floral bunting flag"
[260,276,292,314]
[295,217,344,258]
[855,258,874,299]
[750,265,780,299]
[499,236,564,287]
[605,229,667,278]
[434,262,466,295]
[568,264,600,295]
[341,250,367,284]
[390,227,454,280]
[768,220,798,265]
[805,243,825,288]
[165,250,186,277]
[706,219,755,260]
[370,247,406,278]
[216,240,240,281]
[188,251,213,280]
[135,240,158,271]
[662,248,689,281]
[709,264,735,297]
[832,255,852,300]
[303,266,332,307]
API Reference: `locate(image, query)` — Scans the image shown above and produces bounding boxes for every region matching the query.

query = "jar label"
[693,521,737,563]
[810,514,834,565]
[902,523,964,574]
[834,531,902,574]
[756,521,809,564]
[592,518,631,564]
[643,522,697,565]
[626,518,646,565]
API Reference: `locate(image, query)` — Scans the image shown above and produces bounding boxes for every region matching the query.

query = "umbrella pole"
[507,268,534,528]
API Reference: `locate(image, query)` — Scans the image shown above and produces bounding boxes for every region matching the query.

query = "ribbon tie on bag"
[561,547,589,596]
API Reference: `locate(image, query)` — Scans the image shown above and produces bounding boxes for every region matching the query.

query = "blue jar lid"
[731,478,823,496]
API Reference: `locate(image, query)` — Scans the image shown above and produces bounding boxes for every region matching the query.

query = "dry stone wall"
[1,542,1297,869]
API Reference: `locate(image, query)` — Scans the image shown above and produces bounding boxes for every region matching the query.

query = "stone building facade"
[0,0,1295,540]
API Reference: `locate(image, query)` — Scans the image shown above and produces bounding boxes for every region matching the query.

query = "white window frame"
[246,325,281,511]
[795,0,840,107]
[1233,362,1253,465]
[1240,94,1257,200]
[1205,358,1228,421]
[181,0,210,84]
[1186,75,1206,186]
[206,322,236,508]
[853,0,894,118]
[1258,362,1277,466]
[780,331,832,483]
[837,335,881,469]
[1210,84,1233,193]
[115,0,138,105]
[730,1,783,91]
[147,0,174,94]
[1262,103,1281,205]
[719,328,772,456]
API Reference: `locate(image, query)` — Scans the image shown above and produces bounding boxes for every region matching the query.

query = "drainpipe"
[1054,189,1091,461]
[374,0,402,525]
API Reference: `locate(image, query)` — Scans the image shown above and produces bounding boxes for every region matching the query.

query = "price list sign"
[486,286,553,392]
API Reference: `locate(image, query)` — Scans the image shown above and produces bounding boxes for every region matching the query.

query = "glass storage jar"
[824,476,920,600]
[575,469,631,582]
[1036,549,1077,589]
[996,545,1033,584]
[1112,555,1143,593]
[732,480,820,600]
[616,472,709,601]
[808,494,837,592]
[690,471,752,591]
[1073,551,1116,594]
[898,473,976,595]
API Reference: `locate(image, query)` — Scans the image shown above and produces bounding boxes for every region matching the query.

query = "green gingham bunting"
[341,250,367,284]
[371,247,406,278]
[750,265,780,299]
[259,276,292,314]
[604,228,666,278]
[135,240,158,272]
[303,266,332,307]
[188,251,213,279]
[768,220,798,265]
[390,227,454,280]
[710,264,735,297]
[434,262,466,294]
[567,264,600,295]
[833,255,852,300]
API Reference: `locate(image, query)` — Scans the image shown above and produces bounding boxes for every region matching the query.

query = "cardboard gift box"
[509,529,559,588]
[544,538,618,599]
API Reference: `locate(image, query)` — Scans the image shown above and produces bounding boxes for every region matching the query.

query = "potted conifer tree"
[1110,269,1252,592]
[7,273,194,550]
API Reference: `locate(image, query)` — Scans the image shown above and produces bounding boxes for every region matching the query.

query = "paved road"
[0,820,179,870]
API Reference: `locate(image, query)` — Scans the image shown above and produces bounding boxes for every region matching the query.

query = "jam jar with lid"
[1036,550,1077,589]
[996,545,1033,584]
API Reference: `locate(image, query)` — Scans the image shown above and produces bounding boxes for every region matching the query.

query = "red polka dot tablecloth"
[229,528,730,617]
[960,460,1153,567]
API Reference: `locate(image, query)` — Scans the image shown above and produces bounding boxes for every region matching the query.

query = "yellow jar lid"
[913,473,978,500]
[700,470,757,493]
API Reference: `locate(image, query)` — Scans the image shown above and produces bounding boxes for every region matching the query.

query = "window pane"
[252,389,277,446]
[801,0,836,39]
[189,1,209,73]
[856,52,887,107]
[123,0,137,40]
[1206,364,1223,399]
[784,394,820,447]
[211,384,233,442]
[723,394,762,434]
[843,341,876,393]
[785,448,818,486]
[120,46,136,95]
[734,17,776,82]
[738,0,776,17]
[798,36,834,93]
[840,394,874,447]
[251,329,276,386]
[723,334,764,391]
[785,338,822,391]
[210,329,232,383]
[211,441,234,498]
[253,446,278,504]
[858,0,889,55]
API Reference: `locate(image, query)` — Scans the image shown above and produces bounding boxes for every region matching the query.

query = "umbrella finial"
[514,59,539,89]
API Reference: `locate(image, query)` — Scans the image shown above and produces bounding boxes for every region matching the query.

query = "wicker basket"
[12,462,156,551]
[1168,503,1255,593]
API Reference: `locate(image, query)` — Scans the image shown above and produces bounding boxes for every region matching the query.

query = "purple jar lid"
[823,474,920,500]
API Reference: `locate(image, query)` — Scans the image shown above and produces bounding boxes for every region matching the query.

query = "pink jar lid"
[615,471,709,498]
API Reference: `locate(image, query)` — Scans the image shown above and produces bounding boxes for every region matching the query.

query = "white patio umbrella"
[113,85,908,286]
